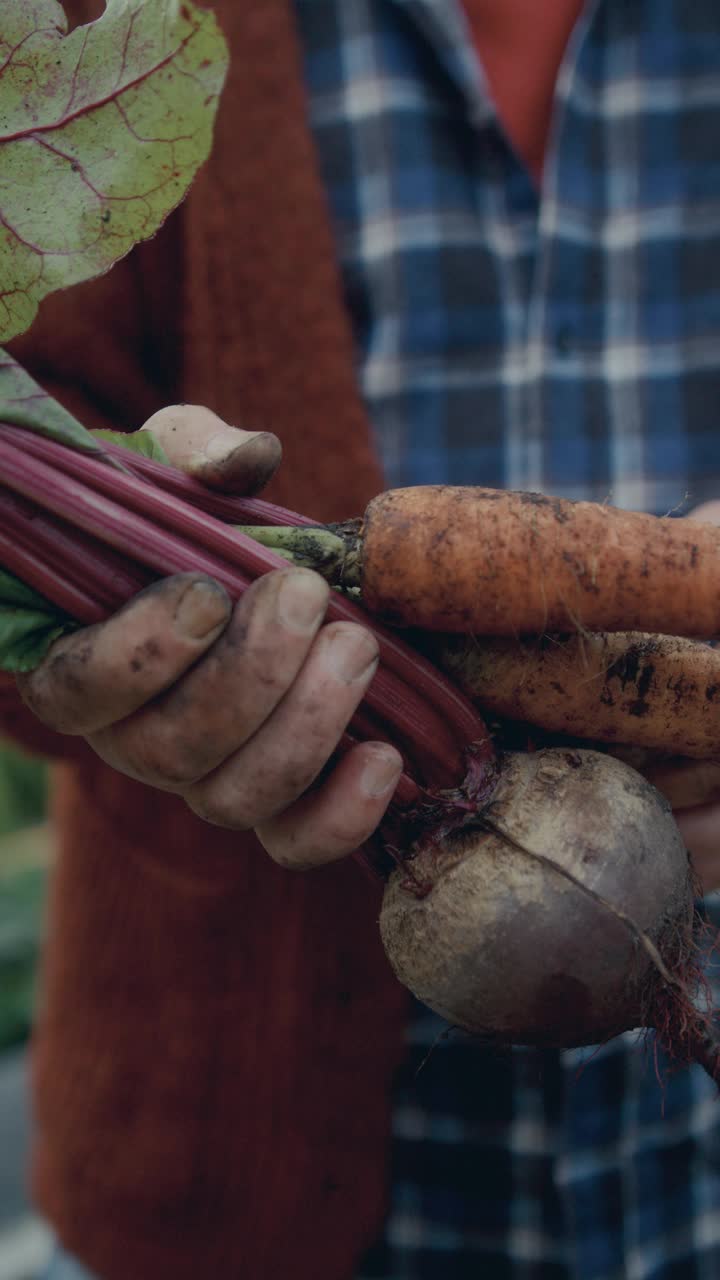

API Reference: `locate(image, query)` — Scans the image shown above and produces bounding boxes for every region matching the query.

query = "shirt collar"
[388,0,606,127]
[386,0,495,127]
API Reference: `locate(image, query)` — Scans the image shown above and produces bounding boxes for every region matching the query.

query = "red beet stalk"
[0,425,495,815]
[4,429,485,759]
[103,440,318,529]
[0,489,152,612]
[0,430,490,781]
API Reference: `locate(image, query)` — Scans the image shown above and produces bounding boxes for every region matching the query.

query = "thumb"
[688,500,720,526]
[635,755,720,812]
[140,404,282,495]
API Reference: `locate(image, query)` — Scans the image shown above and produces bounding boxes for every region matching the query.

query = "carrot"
[59,463,720,642]
[354,487,720,637]
[437,631,720,758]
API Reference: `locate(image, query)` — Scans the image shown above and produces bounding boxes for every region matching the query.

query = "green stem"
[234,524,362,588]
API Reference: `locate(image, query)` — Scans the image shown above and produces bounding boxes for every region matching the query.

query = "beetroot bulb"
[380,748,719,1076]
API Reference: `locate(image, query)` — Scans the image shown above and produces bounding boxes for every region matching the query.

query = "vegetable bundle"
[2,0,718,1081]
[2,417,720,1080]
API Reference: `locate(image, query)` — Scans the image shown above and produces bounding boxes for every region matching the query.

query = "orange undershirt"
[462,0,584,183]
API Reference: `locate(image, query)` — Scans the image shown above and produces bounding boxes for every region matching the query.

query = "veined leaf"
[0,348,103,452]
[0,1,228,667]
[0,569,76,673]
[0,0,229,343]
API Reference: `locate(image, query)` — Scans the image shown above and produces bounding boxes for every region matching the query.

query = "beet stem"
[102,442,318,528]
[1,428,490,787]
[0,522,103,623]
[17,431,487,756]
[0,489,151,608]
[0,424,498,840]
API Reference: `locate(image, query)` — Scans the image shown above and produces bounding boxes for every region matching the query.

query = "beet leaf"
[0,0,229,345]
[0,569,76,673]
[0,351,104,455]
[92,428,168,464]
[0,1,227,667]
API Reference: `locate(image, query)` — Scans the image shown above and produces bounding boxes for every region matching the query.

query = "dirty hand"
[650,500,720,893]
[17,406,402,869]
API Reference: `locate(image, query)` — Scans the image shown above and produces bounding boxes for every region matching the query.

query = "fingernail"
[361,747,403,798]
[326,628,379,682]
[176,580,231,639]
[203,428,261,464]
[277,571,328,633]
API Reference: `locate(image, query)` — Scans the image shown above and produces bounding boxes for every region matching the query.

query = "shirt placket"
[515,0,605,498]
[390,0,610,498]
[389,0,544,491]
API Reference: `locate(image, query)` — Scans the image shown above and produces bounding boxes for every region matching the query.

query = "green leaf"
[92,427,169,463]
[0,0,229,344]
[0,569,77,673]
[0,348,103,453]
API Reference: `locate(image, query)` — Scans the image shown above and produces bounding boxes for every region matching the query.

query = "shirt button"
[554,326,574,356]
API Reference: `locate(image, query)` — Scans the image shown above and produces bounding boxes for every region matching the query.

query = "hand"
[648,499,720,893]
[632,754,720,893]
[17,405,403,869]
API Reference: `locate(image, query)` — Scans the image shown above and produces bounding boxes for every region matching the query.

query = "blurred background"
[0,742,54,1278]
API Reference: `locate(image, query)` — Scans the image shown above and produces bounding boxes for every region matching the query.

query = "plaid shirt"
[45,5,720,1280]
[294,2,720,1277]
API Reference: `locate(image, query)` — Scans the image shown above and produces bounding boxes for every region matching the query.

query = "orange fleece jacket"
[4,4,408,1277]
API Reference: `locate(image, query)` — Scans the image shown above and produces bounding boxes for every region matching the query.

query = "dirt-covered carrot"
[437,631,720,758]
[80,463,720,642]
[246,487,720,638]
[354,487,720,636]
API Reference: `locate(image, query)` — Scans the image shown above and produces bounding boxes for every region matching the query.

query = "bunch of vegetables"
[2,2,719,1078]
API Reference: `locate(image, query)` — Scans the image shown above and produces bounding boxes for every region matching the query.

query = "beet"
[380,749,715,1067]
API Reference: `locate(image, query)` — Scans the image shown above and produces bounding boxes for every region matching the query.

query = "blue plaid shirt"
[293,2,720,1277]
[46,5,720,1280]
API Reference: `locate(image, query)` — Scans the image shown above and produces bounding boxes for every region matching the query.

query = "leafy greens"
[0,0,228,671]
[0,0,228,346]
